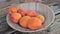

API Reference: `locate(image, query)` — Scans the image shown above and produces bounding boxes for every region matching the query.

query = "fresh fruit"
[28,17,42,30]
[19,16,31,28]
[10,13,21,23]
[8,7,44,30]
[10,16,18,23]
[17,9,26,16]
[36,14,45,23]
[8,6,18,14]
[27,10,36,17]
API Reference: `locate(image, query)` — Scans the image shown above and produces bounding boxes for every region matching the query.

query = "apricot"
[28,17,42,30]
[10,16,18,23]
[27,10,36,17]
[10,13,21,23]
[19,16,31,28]
[17,9,26,16]
[36,14,45,23]
[8,6,18,14]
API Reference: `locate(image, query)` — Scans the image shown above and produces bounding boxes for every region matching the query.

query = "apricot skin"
[10,13,21,23]
[8,6,18,14]
[19,16,31,28]
[28,17,42,30]
[17,9,26,16]
[36,14,45,23]
[27,10,36,17]
[10,16,18,23]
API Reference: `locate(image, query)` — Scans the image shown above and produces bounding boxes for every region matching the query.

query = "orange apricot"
[10,16,18,23]
[17,9,26,16]
[28,17,42,30]
[36,14,45,23]
[19,16,31,28]
[10,13,21,23]
[8,6,18,14]
[27,10,36,17]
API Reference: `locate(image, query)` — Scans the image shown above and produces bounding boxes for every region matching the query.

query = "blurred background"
[0,0,60,8]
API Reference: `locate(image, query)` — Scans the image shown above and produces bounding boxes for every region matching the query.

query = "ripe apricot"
[36,14,45,23]
[19,16,31,28]
[8,6,18,14]
[27,10,36,17]
[28,17,42,30]
[10,16,18,23]
[10,13,21,23]
[17,9,26,16]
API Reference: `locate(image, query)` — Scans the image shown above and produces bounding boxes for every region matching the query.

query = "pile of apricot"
[8,6,45,30]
